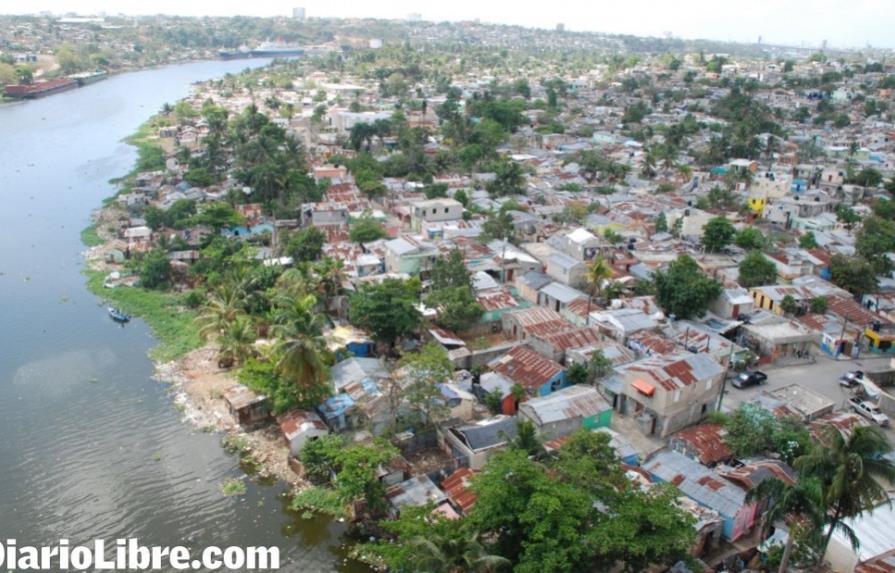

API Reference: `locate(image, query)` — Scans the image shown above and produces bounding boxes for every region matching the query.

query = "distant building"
[369,38,383,49]
[292,7,306,19]
[556,23,565,32]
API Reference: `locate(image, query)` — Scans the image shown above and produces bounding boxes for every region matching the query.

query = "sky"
[8,0,895,50]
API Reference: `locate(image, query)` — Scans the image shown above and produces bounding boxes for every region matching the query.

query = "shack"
[224,384,271,430]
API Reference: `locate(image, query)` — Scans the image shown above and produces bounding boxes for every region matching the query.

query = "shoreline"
[80,98,310,496]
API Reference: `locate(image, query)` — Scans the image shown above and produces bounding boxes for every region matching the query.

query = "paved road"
[718,353,895,441]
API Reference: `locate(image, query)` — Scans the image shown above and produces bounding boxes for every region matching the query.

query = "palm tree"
[640,148,657,179]
[272,294,329,391]
[217,316,257,368]
[585,256,613,325]
[746,477,824,573]
[409,531,510,573]
[795,426,895,556]
[197,282,244,341]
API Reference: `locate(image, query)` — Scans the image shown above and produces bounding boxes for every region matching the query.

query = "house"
[709,287,754,320]
[762,384,835,422]
[319,357,392,433]
[740,316,816,364]
[668,423,732,466]
[488,345,567,397]
[537,281,588,313]
[502,306,572,341]
[440,415,519,470]
[278,410,328,457]
[411,198,464,230]
[591,307,659,342]
[545,251,587,288]
[515,271,553,305]
[386,475,449,517]
[528,326,604,364]
[610,352,726,437]
[384,235,439,276]
[644,449,758,542]
[440,467,477,515]
[518,384,612,440]
[223,384,271,430]
[546,227,602,261]
[474,372,519,415]
[437,382,477,421]
[825,499,895,573]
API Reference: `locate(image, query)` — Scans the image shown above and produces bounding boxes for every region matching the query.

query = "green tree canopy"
[349,278,422,347]
[653,255,722,319]
[701,216,736,252]
[738,250,777,288]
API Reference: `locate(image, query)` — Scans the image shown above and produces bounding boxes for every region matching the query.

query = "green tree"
[349,279,422,348]
[735,227,766,250]
[430,286,483,332]
[780,294,800,315]
[799,231,819,249]
[701,216,736,252]
[486,159,527,197]
[587,350,614,382]
[810,296,828,314]
[398,342,454,427]
[349,214,387,243]
[746,477,825,573]
[653,255,722,319]
[829,254,879,298]
[217,316,257,368]
[796,426,895,555]
[139,249,172,289]
[431,249,472,290]
[286,226,325,262]
[655,211,668,233]
[272,293,329,396]
[738,250,777,288]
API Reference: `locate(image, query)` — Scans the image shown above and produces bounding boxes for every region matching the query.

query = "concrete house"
[518,384,612,440]
[709,287,754,320]
[411,198,464,230]
[610,353,726,437]
[546,227,602,261]
[545,251,587,288]
[384,235,439,276]
[537,281,588,314]
[440,415,518,470]
[592,307,658,342]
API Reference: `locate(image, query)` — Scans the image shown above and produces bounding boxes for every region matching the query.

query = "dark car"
[731,370,768,389]
[839,370,865,388]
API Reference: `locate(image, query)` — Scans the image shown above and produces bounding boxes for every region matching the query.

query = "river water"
[0,60,365,572]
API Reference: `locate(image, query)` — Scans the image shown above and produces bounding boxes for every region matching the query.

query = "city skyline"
[8,0,895,50]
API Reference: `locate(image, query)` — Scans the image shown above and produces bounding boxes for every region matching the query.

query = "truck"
[848,397,890,427]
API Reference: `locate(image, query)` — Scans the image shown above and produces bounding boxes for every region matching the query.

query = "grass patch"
[290,486,346,519]
[220,478,247,497]
[80,224,104,247]
[84,269,202,362]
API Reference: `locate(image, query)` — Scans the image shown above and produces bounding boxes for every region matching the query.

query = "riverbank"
[81,114,310,493]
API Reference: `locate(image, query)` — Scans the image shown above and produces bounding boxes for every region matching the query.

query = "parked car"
[839,370,865,388]
[848,397,890,427]
[732,370,767,389]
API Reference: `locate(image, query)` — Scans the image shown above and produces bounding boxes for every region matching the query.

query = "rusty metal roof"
[440,467,477,514]
[519,385,610,426]
[278,409,327,440]
[669,423,731,466]
[489,345,564,390]
[622,353,724,392]
[535,326,603,351]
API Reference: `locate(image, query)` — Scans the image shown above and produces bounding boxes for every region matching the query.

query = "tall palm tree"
[795,426,895,555]
[585,256,613,325]
[640,148,657,179]
[272,294,329,391]
[409,531,510,573]
[197,282,244,341]
[746,477,824,573]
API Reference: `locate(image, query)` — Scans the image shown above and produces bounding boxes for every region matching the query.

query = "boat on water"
[108,307,131,323]
[68,70,108,86]
[3,78,78,99]
[219,41,304,60]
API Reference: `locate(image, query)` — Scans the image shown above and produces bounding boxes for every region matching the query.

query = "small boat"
[108,307,131,323]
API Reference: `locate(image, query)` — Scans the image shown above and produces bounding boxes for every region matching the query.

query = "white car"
[849,398,890,427]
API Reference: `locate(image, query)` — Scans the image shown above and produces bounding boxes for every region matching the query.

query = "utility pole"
[717,340,736,413]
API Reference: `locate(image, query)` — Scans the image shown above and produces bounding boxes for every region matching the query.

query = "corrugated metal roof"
[669,424,731,466]
[440,467,478,513]
[836,500,895,563]
[536,326,603,351]
[621,353,724,392]
[489,346,564,390]
[519,385,610,426]
[644,449,747,518]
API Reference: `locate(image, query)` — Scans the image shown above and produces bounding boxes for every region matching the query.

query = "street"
[719,353,895,442]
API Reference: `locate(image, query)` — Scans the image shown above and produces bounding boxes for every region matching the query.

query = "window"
[444,207,449,214]
[705,379,712,391]
[673,389,681,403]
[701,403,708,414]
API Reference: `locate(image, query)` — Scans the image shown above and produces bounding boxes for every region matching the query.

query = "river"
[0,60,366,572]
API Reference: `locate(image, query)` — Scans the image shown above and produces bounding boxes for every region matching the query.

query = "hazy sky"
[10,0,895,49]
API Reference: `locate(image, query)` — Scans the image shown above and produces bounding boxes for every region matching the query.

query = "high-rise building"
[292,7,306,20]
[556,23,565,32]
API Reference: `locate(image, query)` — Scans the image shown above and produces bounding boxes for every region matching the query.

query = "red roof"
[669,424,731,465]
[490,346,564,391]
[535,326,603,351]
[440,467,477,514]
